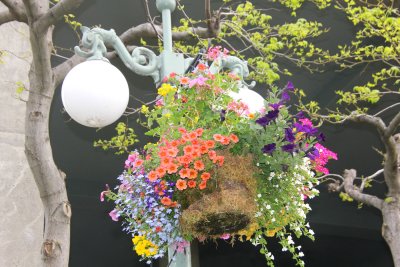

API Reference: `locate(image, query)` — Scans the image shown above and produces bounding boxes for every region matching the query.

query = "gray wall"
[0,4,43,266]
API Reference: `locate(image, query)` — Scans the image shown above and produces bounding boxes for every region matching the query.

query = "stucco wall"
[0,4,43,267]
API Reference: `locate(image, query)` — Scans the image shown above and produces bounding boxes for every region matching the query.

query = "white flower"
[257,194,262,198]
[309,229,315,235]
[282,247,288,251]
[266,204,271,210]
[299,252,304,257]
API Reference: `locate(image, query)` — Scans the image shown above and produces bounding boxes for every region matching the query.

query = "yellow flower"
[132,235,158,257]
[141,105,149,114]
[157,83,176,96]
[164,113,172,119]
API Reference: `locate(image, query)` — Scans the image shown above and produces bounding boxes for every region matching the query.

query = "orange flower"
[221,136,230,145]
[146,154,152,161]
[205,140,215,149]
[194,160,205,171]
[201,172,211,181]
[191,139,200,145]
[148,171,158,182]
[195,128,204,136]
[167,163,179,174]
[161,196,172,206]
[197,63,207,71]
[134,159,144,167]
[187,180,196,188]
[188,131,198,140]
[200,145,209,154]
[171,140,180,147]
[183,145,193,155]
[167,147,179,157]
[182,133,191,142]
[161,157,173,166]
[180,77,190,85]
[179,168,189,178]
[178,127,187,134]
[178,155,192,165]
[191,150,201,159]
[213,134,223,142]
[188,169,198,179]
[158,149,168,158]
[229,133,239,143]
[176,179,187,190]
[156,166,166,177]
[216,156,224,166]
[208,150,217,160]
[170,201,178,207]
[199,180,207,190]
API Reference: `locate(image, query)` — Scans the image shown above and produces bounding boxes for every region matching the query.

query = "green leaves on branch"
[94,122,138,155]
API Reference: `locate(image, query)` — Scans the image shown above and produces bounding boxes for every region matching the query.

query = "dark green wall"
[50,1,395,266]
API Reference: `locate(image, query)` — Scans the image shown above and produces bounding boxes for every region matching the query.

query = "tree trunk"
[24,18,71,267]
[382,199,400,267]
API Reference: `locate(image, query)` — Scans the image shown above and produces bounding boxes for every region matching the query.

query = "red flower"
[187,180,196,188]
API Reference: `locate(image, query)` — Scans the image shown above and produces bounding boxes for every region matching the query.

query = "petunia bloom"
[262,143,276,154]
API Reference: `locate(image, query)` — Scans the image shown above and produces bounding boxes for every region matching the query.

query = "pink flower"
[299,118,313,127]
[155,98,164,107]
[207,46,229,60]
[109,209,119,221]
[174,240,190,253]
[220,233,230,240]
[189,76,207,88]
[100,184,110,202]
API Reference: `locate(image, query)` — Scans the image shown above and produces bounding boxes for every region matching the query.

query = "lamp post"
[61,0,264,266]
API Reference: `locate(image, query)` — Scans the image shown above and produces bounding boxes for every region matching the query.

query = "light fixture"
[61,59,129,128]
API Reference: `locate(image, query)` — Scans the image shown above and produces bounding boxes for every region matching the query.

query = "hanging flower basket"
[102,47,337,266]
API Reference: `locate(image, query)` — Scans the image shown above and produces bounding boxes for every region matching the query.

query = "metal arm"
[74,26,160,84]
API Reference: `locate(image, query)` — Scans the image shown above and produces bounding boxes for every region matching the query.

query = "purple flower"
[280,90,290,103]
[262,143,276,154]
[295,111,305,119]
[317,132,326,142]
[307,148,320,160]
[266,109,279,121]
[189,76,207,88]
[269,103,282,110]
[256,116,270,127]
[285,128,295,143]
[286,81,295,91]
[220,109,226,122]
[281,143,296,153]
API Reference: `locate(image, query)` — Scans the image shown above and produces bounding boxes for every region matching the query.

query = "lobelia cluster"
[102,46,337,266]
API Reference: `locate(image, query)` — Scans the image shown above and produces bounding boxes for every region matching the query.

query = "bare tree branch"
[386,111,400,138]
[36,0,84,32]
[0,9,15,24]
[347,113,386,135]
[0,0,27,22]
[343,169,384,210]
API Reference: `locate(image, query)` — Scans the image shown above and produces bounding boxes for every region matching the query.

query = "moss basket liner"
[180,151,259,237]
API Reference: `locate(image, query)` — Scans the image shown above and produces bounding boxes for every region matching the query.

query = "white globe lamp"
[229,85,265,114]
[61,60,130,128]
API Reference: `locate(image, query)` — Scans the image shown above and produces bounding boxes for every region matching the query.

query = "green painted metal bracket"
[74,26,161,84]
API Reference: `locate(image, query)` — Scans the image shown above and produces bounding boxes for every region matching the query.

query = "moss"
[180,151,259,238]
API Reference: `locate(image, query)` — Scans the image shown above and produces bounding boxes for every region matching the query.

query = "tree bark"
[382,199,400,267]
[23,0,71,266]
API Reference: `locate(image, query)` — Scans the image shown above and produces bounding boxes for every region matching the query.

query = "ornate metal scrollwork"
[74,26,161,84]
